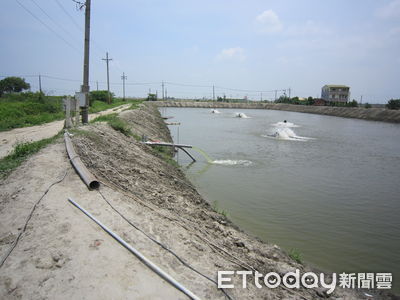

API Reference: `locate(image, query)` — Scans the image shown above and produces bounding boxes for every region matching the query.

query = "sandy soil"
[0,103,131,159]
[0,103,394,299]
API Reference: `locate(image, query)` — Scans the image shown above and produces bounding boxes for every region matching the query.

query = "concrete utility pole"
[360,95,363,104]
[162,81,165,100]
[274,90,277,101]
[121,72,127,101]
[96,81,98,91]
[260,92,262,101]
[38,74,42,93]
[102,52,112,104]
[288,88,291,99]
[165,88,167,99]
[80,0,91,124]
[212,85,215,101]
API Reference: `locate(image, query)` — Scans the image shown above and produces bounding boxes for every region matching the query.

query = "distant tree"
[364,103,372,109]
[0,77,30,96]
[346,99,358,107]
[89,90,114,104]
[386,99,400,110]
[147,93,157,101]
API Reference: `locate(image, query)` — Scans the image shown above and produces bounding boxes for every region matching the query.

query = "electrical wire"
[0,170,68,268]
[30,0,81,45]
[15,0,81,54]
[54,0,83,33]
[97,188,233,300]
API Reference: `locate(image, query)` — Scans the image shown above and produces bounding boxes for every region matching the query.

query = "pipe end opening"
[89,181,100,190]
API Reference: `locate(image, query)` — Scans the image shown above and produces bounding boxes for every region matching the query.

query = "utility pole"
[38,74,42,93]
[161,81,165,100]
[121,72,127,101]
[212,85,215,101]
[288,88,291,99]
[102,52,112,104]
[96,81,98,91]
[360,95,363,104]
[260,92,262,101]
[274,90,277,101]
[80,0,91,124]
[165,88,167,99]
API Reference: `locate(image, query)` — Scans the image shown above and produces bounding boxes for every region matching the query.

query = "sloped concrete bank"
[70,103,394,299]
[155,101,400,123]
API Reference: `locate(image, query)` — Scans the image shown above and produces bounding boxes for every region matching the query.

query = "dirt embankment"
[155,101,400,123]
[0,103,393,299]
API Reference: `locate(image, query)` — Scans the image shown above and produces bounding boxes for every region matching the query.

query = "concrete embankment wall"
[155,101,400,123]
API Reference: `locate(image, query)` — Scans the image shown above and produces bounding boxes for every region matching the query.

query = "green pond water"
[164,107,400,293]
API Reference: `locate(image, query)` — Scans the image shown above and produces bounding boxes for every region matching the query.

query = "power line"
[15,0,81,53]
[165,81,212,88]
[54,0,83,33]
[30,0,80,45]
[53,0,108,57]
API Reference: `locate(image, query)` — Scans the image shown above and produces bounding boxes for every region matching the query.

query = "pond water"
[164,107,400,292]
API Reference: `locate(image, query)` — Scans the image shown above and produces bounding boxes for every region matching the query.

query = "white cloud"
[376,0,400,19]
[255,10,283,34]
[216,47,246,61]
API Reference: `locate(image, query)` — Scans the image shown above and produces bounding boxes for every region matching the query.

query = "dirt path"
[0,142,197,299]
[0,103,131,159]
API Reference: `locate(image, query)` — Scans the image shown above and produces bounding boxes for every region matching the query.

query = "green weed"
[212,200,228,217]
[0,132,62,179]
[288,248,303,264]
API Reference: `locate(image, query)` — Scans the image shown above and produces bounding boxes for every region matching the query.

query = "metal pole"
[162,81,165,100]
[102,52,112,104]
[67,198,201,300]
[121,72,127,101]
[81,0,91,124]
[212,85,215,101]
[39,74,42,93]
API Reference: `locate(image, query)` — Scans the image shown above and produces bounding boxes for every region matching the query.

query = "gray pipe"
[64,132,99,189]
[67,198,201,300]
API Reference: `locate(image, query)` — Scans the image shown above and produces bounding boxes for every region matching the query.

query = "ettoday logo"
[218,270,393,293]
[218,269,337,294]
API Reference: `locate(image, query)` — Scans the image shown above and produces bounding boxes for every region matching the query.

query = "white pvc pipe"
[67,198,201,300]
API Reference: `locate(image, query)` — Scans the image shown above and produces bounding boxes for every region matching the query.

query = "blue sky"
[1,0,399,103]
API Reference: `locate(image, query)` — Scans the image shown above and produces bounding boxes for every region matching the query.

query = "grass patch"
[0,93,143,132]
[0,132,62,179]
[90,113,140,140]
[152,145,179,167]
[212,200,228,217]
[0,92,64,131]
[288,248,303,264]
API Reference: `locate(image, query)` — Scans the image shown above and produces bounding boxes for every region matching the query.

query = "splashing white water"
[212,159,252,166]
[211,109,221,114]
[271,121,299,128]
[235,112,250,118]
[264,127,314,141]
